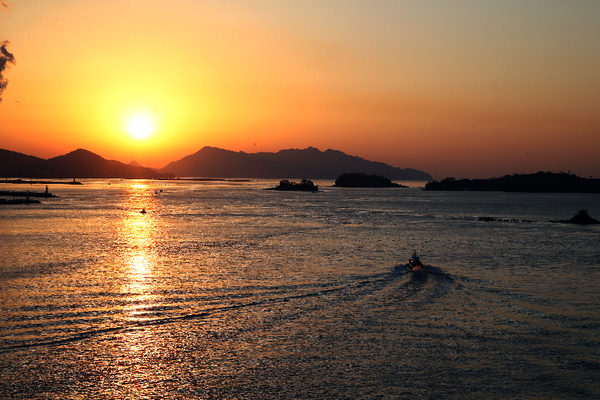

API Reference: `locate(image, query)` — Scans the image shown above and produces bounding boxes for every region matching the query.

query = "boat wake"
[0,264,456,354]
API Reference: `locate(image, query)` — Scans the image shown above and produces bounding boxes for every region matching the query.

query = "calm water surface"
[1,180,599,399]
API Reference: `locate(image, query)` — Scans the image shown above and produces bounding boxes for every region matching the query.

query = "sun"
[128,117,153,139]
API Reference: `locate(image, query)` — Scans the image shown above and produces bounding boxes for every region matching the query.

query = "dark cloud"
[0,40,16,103]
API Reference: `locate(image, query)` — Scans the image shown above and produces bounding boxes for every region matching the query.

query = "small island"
[267,179,319,192]
[333,173,407,188]
[551,210,600,225]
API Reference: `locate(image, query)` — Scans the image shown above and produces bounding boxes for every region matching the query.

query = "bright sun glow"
[128,117,153,139]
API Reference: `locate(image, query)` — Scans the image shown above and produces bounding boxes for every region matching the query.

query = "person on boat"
[409,252,422,270]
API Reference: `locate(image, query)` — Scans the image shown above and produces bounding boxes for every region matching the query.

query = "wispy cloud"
[0,41,16,103]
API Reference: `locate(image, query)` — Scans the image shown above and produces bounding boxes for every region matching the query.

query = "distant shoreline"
[424,172,600,194]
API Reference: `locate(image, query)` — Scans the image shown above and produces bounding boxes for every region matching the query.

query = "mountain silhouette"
[160,146,432,180]
[1,146,432,180]
[0,148,171,179]
[128,160,144,168]
[0,149,45,177]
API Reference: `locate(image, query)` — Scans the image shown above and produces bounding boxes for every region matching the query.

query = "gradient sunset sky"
[1,0,599,179]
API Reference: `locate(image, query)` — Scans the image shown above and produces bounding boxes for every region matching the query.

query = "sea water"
[1,180,599,399]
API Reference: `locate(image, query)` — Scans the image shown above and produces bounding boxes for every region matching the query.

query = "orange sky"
[1,0,599,179]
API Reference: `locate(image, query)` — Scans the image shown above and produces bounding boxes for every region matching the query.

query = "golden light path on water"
[119,183,158,321]
[111,182,165,395]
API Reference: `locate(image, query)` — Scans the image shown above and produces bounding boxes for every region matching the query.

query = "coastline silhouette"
[425,171,600,193]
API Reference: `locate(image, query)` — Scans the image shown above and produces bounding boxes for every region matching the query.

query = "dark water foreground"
[1,180,599,399]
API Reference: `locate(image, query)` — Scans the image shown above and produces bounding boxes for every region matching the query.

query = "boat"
[408,252,426,273]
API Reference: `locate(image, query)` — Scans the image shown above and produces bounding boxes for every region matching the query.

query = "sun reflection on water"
[101,183,170,394]
[118,182,160,321]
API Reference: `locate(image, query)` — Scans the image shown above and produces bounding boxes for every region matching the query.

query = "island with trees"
[424,171,600,193]
[333,173,408,188]
[267,179,319,192]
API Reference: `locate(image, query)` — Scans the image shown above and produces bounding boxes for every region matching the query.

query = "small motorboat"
[408,252,426,272]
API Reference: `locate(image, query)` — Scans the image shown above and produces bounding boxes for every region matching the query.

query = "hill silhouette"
[425,171,600,193]
[160,146,432,180]
[1,146,431,180]
[128,160,144,168]
[0,149,171,179]
[0,149,45,177]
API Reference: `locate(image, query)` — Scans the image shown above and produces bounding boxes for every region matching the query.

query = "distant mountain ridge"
[0,149,171,179]
[0,149,45,177]
[0,146,432,180]
[159,146,432,180]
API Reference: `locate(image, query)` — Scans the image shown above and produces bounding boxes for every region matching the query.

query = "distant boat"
[140,209,147,214]
[267,179,319,192]
[407,252,426,273]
